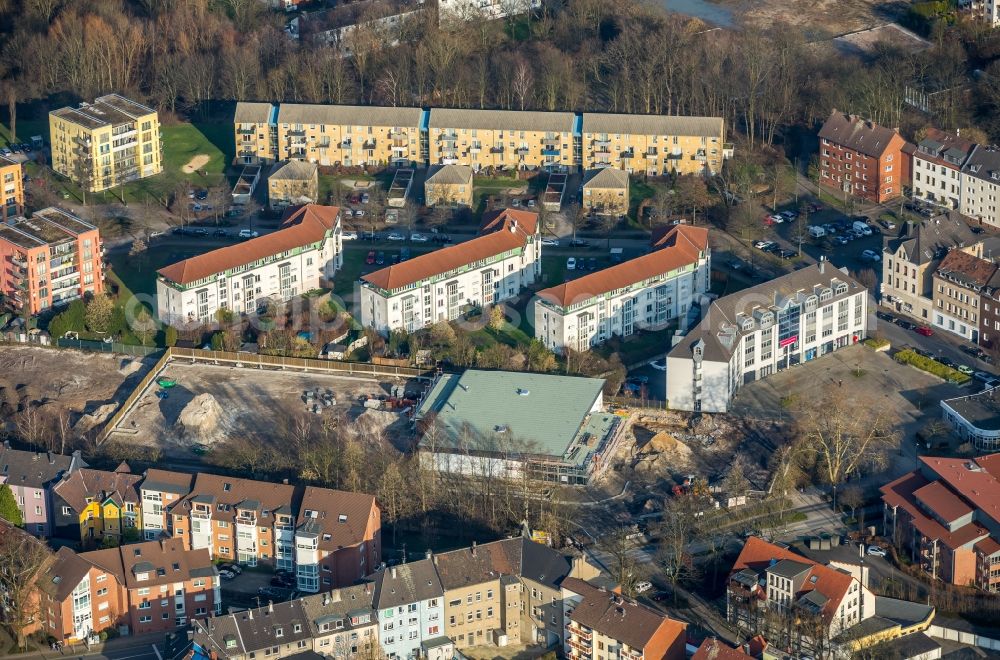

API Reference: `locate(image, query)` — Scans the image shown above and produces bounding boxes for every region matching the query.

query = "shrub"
[864,337,889,349]
[165,325,178,347]
[894,348,971,384]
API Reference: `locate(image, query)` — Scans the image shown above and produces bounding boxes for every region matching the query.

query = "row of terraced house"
[233,102,731,176]
[0,444,381,593]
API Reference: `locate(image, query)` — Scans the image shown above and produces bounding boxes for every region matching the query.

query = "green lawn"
[106,244,207,301]
[594,325,675,365]
[0,119,47,147]
[629,177,658,225]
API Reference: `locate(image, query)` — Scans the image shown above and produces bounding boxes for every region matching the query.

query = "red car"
[915,326,934,336]
[366,250,376,265]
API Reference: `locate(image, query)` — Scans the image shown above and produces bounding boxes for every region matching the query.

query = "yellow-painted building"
[52,468,142,547]
[424,164,473,206]
[582,113,728,176]
[582,167,629,216]
[49,94,162,193]
[268,159,319,210]
[1,156,24,219]
[235,102,278,166]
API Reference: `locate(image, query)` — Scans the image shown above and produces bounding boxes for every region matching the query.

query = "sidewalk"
[0,631,167,660]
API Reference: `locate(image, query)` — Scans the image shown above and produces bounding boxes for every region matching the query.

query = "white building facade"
[667,263,868,413]
[157,205,342,326]
[960,145,1000,228]
[360,209,540,335]
[534,226,710,354]
[911,129,975,210]
[438,0,541,22]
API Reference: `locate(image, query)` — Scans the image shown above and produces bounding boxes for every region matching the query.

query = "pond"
[659,0,736,28]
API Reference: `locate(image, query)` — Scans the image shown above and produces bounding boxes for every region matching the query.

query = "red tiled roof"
[920,455,1000,528]
[537,225,707,308]
[730,537,854,622]
[818,110,906,159]
[53,468,141,513]
[158,204,340,285]
[881,469,990,551]
[362,208,537,291]
[974,537,1000,557]
[692,638,750,660]
[935,250,997,288]
[913,481,973,523]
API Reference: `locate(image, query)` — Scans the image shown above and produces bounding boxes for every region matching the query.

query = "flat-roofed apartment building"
[882,454,1000,592]
[233,102,423,168]
[49,94,162,192]
[36,539,218,643]
[416,369,624,484]
[140,471,380,593]
[156,204,342,326]
[582,114,728,176]
[667,261,868,413]
[535,225,709,354]
[427,108,575,171]
[0,207,104,314]
[1,155,24,219]
[359,208,540,334]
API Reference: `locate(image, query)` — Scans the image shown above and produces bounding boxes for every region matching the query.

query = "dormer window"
[275,627,283,638]
[223,483,231,492]
[136,572,149,581]
[834,283,848,295]
[338,514,347,523]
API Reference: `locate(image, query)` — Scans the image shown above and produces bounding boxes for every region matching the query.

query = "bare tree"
[604,526,639,597]
[0,525,51,650]
[656,493,701,605]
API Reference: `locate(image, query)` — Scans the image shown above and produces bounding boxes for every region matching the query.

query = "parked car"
[366,250,376,265]
[972,226,986,234]
[635,581,653,593]
[391,253,401,264]
[627,375,649,385]
[875,311,893,322]
[214,229,229,237]
[376,251,385,265]
[866,545,887,558]
[354,209,366,218]
[894,318,915,330]
[218,569,236,580]
[410,233,429,242]
[432,234,453,244]
[400,247,411,261]
[192,228,209,236]
[342,231,358,240]
[349,193,361,204]
[541,238,559,247]
[861,249,881,262]
[915,326,933,337]
[566,257,576,270]
[754,240,777,251]
[195,189,208,201]
[588,257,598,271]
[271,575,296,588]
[649,358,667,371]
[238,229,258,239]
[939,356,956,369]
[220,563,242,575]
[958,365,975,375]
[777,249,796,259]
[361,193,370,204]
[569,239,591,248]
[386,232,406,241]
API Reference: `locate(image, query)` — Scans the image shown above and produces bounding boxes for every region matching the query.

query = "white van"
[809,225,826,238]
[852,220,872,235]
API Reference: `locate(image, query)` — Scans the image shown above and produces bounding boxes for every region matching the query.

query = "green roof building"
[415,370,622,485]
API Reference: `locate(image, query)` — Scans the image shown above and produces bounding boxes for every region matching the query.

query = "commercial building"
[581,167,629,216]
[0,207,104,315]
[882,454,1000,591]
[881,213,983,323]
[0,442,85,537]
[232,103,729,176]
[561,577,686,660]
[1,155,24,219]
[581,114,728,176]
[140,470,380,592]
[49,94,162,193]
[931,249,996,342]
[535,225,709,354]
[359,208,540,334]
[911,128,976,210]
[268,160,319,210]
[959,145,1000,228]
[818,110,910,204]
[941,388,1000,452]
[424,164,474,207]
[36,539,218,642]
[667,261,868,413]
[415,369,625,484]
[156,204,342,326]
[51,466,142,547]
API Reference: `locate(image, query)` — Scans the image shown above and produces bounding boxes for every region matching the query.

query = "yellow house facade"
[1,156,24,219]
[582,114,727,176]
[424,164,474,206]
[582,167,630,216]
[53,468,143,547]
[49,94,162,192]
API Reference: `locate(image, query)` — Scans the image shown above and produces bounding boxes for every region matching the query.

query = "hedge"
[864,338,889,349]
[894,348,971,384]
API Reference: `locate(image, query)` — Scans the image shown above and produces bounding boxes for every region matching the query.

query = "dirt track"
[732,0,906,36]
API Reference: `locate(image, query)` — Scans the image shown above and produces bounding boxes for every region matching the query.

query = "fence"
[605,395,669,411]
[99,350,174,443]
[56,338,164,357]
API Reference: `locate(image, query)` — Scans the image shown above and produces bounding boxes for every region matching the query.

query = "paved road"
[5,639,164,660]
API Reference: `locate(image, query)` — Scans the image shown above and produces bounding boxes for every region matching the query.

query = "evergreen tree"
[0,484,24,527]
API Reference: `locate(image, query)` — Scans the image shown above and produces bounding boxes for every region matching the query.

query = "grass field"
[106,244,207,300]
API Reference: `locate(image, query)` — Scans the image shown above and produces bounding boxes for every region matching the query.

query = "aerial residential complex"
[882,454,1000,592]
[534,225,710,354]
[0,443,84,537]
[359,208,540,334]
[880,213,983,323]
[818,110,910,204]
[0,207,105,315]
[667,261,868,413]
[49,94,162,193]
[156,204,342,326]
[415,369,626,484]
[1,155,24,219]
[233,102,728,174]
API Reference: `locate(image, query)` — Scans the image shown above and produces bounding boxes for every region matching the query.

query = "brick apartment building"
[818,110,911,204]
[0,207,104,315]
[882,454,1000,591]
[140,471,380,593]
[932,248,997,342]
[36,539,218,642]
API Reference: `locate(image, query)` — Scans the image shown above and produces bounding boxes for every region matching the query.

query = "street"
[10,639,164,660]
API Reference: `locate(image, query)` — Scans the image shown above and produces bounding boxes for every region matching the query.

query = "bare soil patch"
[181,154,211,174]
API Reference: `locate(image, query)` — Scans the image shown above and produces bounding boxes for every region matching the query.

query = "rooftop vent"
[516,388,530,396]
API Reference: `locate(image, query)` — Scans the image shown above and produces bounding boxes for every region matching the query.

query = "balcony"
[645,148,658,157]
[621,150,635,159]
[490,146,505,154]
[592,138,611,147]
[362,140,377,150]
[470,146,482,153]
[438,134,458,143]
[287,129,306,137]
[515,147,530,156]
[390,128,407,137]
[543,138,561,147]
[341,140,352,148]
[542,149,560,157]
[567,638,592,653]
[723,143,735,159]
[592,146,611,155]
[236,515,257,526]
[238,128,255,135]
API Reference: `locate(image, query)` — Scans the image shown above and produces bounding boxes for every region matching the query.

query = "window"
[62,506,71,516]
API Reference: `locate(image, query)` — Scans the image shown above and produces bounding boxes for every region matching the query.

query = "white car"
[767,214,785,224]
[566,257,576,270]
[238,229,258,239]
[635,581,653,593]
[386,232,406,241]
[861,249,881,262]
[410,233,429,242]
[866,545,887,558]
[541,238,559,247]
[649,358,666,371]
[341,231,358,240]
[149,230,165,238]
[354,209,366,218]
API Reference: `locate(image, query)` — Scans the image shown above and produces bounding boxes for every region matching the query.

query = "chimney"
[322,593,330,606]
[434,555,438,566]
[471,541,477,557]
[425,549,432,560]
[268,600,274,614]
[282,478,289,485]
[391,566,397,579]
[248,609,253,620]
[819,255,825,275]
